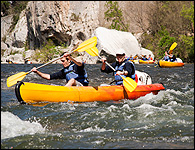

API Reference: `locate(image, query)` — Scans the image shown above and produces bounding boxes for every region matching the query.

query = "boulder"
[1,14,13,40]
[94,27,154,61]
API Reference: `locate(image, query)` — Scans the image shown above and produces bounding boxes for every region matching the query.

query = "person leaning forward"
[100,48,136,85]
[163,51,170,61]
[31,52,89,86]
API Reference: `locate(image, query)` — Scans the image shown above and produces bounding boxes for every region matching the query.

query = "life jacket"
[142,57,148,61]
[127,57,133,61]
[170,55,176,62]
[114,60,135,85]
[63,62,89,86]
[163,56,169,61]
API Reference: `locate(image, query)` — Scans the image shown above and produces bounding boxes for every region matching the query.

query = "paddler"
[168,53,177,62]
[100,48,136,85]
[147,54,153,60]
[31,52,89,86]
[163,51,170,61]
[141,55,148,61]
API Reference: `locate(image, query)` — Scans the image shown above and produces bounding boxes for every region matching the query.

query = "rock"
[1,1,155,64]
[1,42,8,50]
[94,27,154,61]
[1,14,13,40]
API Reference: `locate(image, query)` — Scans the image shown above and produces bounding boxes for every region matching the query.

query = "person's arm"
[31,67,50,80]
[69,55,82,66]
[100,58,115,73]
[101,58,106,71]
[123,62,135,77]
[115,70,128,76]
[64,53,82,66]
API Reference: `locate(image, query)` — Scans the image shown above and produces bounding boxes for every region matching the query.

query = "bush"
[104,1,129,32]
[32,39,63,63]
[140,1,194,62]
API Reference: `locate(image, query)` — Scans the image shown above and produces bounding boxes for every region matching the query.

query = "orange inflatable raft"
[139,60,155,64]
[158,59,184,68]
[15,81,165,104]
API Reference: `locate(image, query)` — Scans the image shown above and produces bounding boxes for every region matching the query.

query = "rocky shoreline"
[1,1,155,65]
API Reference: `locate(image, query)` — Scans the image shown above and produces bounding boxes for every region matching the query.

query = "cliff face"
[1,1,153,64]
[24,1,99,49]
[2,1,99,50]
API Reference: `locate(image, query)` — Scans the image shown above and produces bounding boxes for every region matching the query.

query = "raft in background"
[129,59,155,64]
[158,58,184,68]
[139,60,155,64]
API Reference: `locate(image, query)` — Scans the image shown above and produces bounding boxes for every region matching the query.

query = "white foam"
[78,125,112,133]
[1,111,45,140]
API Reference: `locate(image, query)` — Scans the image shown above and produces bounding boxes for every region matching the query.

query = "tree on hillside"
[104,1,129,32]
[140,1,194,62]
[1,1,11,16]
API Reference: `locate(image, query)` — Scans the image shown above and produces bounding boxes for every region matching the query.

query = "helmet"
[116,48,125,55]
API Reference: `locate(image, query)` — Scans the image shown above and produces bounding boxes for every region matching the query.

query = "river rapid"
[1,63,194,149]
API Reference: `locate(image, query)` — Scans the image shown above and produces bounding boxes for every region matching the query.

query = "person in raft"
[163,51,170,61]
[147,54,153,60]
[168,53,177,62]
[31,52,89,86]
[100,48,136,85]
[141,55,148,61]
[127,54,134,61]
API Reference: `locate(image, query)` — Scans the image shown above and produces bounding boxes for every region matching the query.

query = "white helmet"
[116,48,125,55]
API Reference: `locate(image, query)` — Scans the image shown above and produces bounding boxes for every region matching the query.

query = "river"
[1,63,194,149]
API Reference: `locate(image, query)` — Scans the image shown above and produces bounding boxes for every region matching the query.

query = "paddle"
[7,36,97,87]
[154,42,178,67]
[168,42,177,54]
[85,47,137,92]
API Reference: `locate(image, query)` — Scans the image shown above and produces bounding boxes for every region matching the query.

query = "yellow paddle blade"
[169,42,177,54]
[85,47,99,56]
[7,72,27,87]
[75,36,97,52]
[122,77,137,92]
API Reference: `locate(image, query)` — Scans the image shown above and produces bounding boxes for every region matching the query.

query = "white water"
[1,111,45,140]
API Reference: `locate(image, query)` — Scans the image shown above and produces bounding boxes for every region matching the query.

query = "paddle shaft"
[26,48,78,74]
[86,46,137,92]
[98,55,125,78]
[27,56,63,74]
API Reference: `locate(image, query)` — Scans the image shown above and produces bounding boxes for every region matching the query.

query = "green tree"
[179,2,194,62]
[157,28,176,59]
[141,1,194,62]
[104,1,129,32]
[180,2,194,33]
[32,39,63,63]
[178,35,194,62]
[1,1,11,16]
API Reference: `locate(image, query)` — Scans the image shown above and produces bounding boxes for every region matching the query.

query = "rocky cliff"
[1,1,154,64]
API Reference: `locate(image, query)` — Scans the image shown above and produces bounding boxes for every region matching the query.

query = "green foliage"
[178,35,194,62]
[157,28,176,59]
[12,1,28,14]
[32,39,63,63]
[141,1,194,62]
[180,2,194,28]
[2,1,29,32]
[104,1,129,32]
[1,1,11,16]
